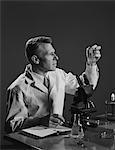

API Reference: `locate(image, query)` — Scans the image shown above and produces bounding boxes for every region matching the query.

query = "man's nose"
[54,53,59,60]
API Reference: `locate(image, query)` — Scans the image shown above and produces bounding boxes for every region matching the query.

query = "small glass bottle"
[71,114,84,139]
[71,114,79,137]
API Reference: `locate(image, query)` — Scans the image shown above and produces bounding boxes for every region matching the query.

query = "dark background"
[1,0,115,147]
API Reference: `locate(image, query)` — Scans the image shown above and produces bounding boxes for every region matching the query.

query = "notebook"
[22,125,71,138]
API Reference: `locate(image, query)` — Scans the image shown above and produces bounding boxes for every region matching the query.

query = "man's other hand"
[86,44,101,65]
[49,114,65,127]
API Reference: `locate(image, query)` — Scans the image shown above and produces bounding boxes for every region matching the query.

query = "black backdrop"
[1,0,115,144]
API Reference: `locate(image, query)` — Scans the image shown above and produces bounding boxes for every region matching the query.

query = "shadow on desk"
[1,135,35,150]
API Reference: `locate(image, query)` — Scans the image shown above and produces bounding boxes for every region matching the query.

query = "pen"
[53,114,71,127]
[53,114,65,125]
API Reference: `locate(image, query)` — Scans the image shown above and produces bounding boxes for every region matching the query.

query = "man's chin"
[50,67,56,71]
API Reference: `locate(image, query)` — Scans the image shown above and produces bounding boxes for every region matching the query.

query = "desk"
[5,124,115,150]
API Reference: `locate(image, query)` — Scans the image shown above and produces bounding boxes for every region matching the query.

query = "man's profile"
[5,36,101,133]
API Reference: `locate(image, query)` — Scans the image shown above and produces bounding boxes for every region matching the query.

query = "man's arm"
[84,44,101,89]
[5,86,28,133]
[5,86,47,132]
[65,44,101,94]
[6,85,53,133]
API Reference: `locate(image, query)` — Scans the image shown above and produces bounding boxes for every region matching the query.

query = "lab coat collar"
[25,64,48,94]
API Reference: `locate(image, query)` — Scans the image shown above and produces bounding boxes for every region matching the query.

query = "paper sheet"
[22,126,71,138]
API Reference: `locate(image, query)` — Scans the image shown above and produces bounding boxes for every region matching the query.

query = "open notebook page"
[22,125,71,138]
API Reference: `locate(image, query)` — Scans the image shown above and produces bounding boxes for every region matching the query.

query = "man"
[5,36,101,133]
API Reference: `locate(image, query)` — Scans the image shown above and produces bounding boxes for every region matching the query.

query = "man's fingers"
[49,114,65,127]
[58,115,65,123]
[91,44,101,50]
[86,44,101,58]
[87,44,101,52]
[94,53,101,60]
[50,115,60,123]
[86,47,90,58]
[96,46,101,50]
[49,120,58,128]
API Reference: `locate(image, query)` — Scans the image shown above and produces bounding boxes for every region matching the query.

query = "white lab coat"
[6,63,99,131]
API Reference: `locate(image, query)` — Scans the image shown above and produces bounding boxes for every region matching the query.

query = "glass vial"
[71,114,84,139]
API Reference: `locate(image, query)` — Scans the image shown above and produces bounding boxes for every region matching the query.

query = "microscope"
[71,74,97,129]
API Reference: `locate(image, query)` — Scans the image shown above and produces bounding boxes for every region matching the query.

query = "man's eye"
[51,53,55,56]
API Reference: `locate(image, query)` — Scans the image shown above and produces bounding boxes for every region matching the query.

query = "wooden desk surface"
[5,123,115,150]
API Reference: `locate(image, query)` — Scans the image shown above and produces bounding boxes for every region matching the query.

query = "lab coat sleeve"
[65,64,99,95]
[65,72,79,95]
[6,86,28,132]
[49,69,66,116]
[83,63,99,89]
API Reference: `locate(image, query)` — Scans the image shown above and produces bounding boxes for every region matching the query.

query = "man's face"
[38,43,58,71]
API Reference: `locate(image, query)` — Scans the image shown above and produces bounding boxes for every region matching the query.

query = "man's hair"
[25,36,52,63]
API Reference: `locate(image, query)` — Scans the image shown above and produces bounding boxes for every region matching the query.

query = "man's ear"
[31,55,39,64]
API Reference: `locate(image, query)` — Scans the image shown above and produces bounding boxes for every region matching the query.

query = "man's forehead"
[39,43,55,53]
